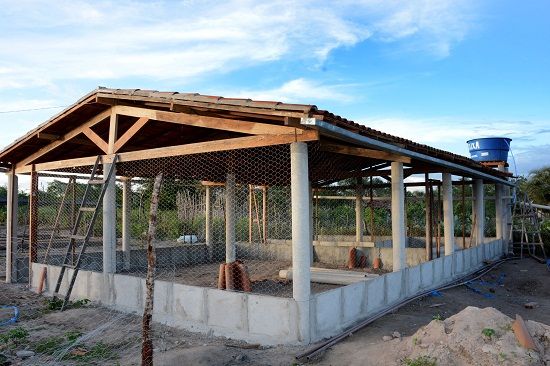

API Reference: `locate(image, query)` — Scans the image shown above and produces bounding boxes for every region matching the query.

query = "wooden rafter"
[16,108,112,168]
[320,142,411,164]
[16,130,319,173]
[114,117,149,152]
[113,105,302,136]
[82,127,108,153]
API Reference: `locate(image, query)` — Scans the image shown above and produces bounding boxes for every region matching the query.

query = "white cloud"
[358,116,550,176]
[225,78,357,104]
[0,0,477,89]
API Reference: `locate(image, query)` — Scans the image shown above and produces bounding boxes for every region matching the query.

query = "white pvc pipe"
[291,142,311,344]
[391,162,406,271]
[225,172,236,263]
[442,173,455,256]
[103,163,117,273]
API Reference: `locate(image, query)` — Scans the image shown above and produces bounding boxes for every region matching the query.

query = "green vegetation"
[34,336,65,354]
[0,327,29,349]
[45,298,90,311]
[481,328,496,339]
[403,355,437,366]
[432,314,443,321]
[64,342,117,363]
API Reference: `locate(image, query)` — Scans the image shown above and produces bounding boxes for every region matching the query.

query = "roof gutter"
[301,118,514,187]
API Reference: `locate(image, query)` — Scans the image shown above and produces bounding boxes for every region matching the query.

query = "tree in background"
[519,166,550,205]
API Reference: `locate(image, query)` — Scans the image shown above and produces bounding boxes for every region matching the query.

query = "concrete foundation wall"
[238,242,426,270]
[310,239,504,341]
[30,263,299,345]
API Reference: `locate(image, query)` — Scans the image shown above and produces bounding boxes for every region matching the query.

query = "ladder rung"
[79,207,96,212]
[88,179,104,185]
[70,234,87,240]
[62,263,76,269]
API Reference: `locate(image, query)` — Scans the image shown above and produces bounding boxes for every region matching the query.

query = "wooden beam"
[16,108,112,168]
[113,105,302,136]
[16,130,319,173]
[36,132,61,141]
[82,127,108,153]
[108,110,118,154]
[320,142,411,164]
[114,117,149,152]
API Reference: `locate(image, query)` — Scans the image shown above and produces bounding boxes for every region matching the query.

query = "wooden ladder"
[53,155,118,310]
[508,192,547,262]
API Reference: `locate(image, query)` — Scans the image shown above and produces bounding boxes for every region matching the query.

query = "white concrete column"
[205,186,213,261]
[121,178,131,271]
[442,173,455,256]
[495,183,505,251]
[355,179,364,243]
[225,172,236,263]
[103,163,117,273]
[473,179,485,248]
[5,172,18,283]
[391,162,406,271]
[290,142,311,344]
[309,183,314,265]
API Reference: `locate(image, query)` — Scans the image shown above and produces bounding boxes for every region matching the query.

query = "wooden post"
[28,167,38,281]
[141,172,163,366]
[461,177,466,249]
[436,181,441,258]
[248,185,253,244]
[262,186,268,243]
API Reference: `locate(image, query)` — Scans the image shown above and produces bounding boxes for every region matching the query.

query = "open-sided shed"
[0,88,511,344]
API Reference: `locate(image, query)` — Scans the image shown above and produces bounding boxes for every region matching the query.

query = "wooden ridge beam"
[16,108,112,168]
[113,105,302,136]
[16,130,319,173]
[320,142,411,164]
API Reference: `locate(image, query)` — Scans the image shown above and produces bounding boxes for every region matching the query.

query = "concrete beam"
[473,179,485,248]
[121,178,131,271]
[5,171,18,283]
[391,162,406,271]
[103,163,117,273]
[225,172,236,263]
[355,179,364,243]
[205,186,213,261]
[442,173,455,256]
[290,142,311,344]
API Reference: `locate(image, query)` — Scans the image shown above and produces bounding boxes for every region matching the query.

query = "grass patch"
[432,314,443,321]
[45,298,90,311]
[64,342,117,363]
[482,328,496,339]
[34,336,65,355]
[403,355,437,366]
[0,327,29,349]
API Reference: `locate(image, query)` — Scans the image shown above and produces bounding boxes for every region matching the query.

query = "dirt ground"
[0,258,548,365]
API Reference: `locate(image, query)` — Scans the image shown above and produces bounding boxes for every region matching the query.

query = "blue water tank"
[467,137,511,162]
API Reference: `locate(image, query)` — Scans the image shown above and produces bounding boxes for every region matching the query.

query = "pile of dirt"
[373,306,550,366]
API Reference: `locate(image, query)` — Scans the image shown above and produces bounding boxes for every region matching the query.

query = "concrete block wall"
[310,239,504,341]
[30,263,300,345]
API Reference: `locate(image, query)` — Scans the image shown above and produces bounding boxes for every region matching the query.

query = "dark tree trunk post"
[141,172,163,366]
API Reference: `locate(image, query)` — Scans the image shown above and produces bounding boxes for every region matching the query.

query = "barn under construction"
[0,88,512,344]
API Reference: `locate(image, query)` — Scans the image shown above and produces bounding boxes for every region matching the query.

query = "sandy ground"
[0,258,548,365]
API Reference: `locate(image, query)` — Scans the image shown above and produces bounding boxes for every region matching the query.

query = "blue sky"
[1,0,549,179]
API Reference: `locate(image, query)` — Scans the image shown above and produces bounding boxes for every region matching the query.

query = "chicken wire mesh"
[0,141,505,364]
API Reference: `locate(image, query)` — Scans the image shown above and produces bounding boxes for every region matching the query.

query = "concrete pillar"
[425,173,432,260]
[5,172,18,283]
[225,172,236,263]
[309,183,314,265]
[473,179,485,248]
[121,178,131,271]
[442,173,455,256]
[290,142,311,344]
[495,183,505,251]
[103,163,117,273]
[355,179,364,243]
[205,186,213,261]
[391,162,406,271]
